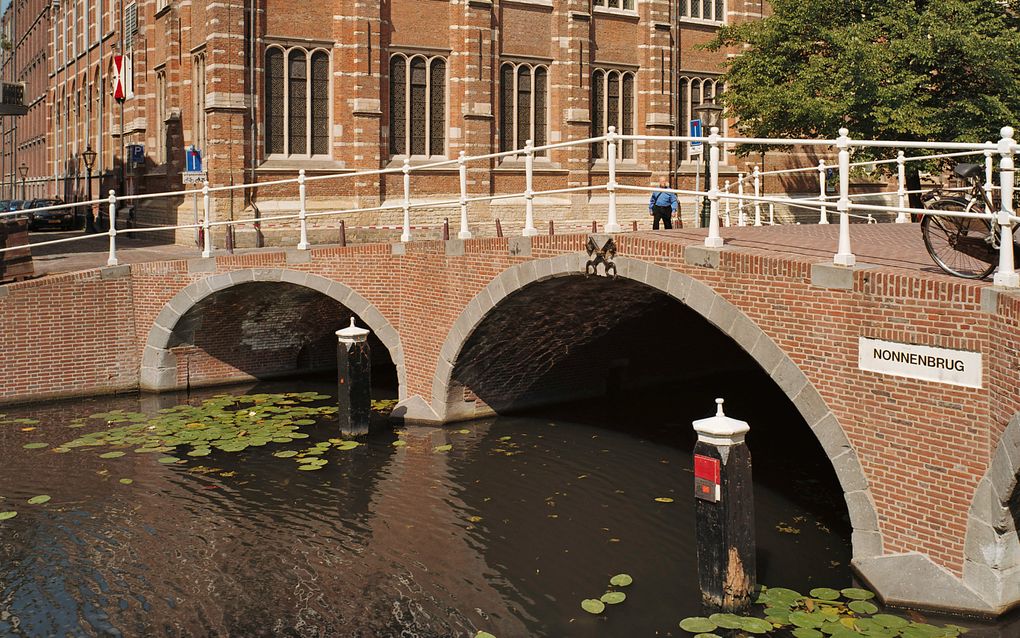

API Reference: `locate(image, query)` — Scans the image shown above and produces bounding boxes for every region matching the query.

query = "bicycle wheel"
[921,198,997,279]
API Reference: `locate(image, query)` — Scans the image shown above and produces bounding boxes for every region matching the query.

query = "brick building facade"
[1,0,773,241]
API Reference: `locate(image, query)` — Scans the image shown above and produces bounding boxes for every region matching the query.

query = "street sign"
[182,172,207,185]
[128,144,145,166]
[689,118,703,156]
[112,56,125,100]
[185,146,202,172]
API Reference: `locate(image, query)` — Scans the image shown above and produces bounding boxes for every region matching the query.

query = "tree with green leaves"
[708,0,1020,203]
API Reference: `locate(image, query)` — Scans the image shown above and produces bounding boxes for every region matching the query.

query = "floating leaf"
[609,573,633,587]
[738,617,773,634]
[841,587,875,600]
[392,440,407,447]
[581,599,605,615]
[336,441,360,451]
[0,511,17,520]
[434,444,453,453]
[600,591,626,605]
[499,436,512,442]
[297,464,323,471]
[22,442,48,449]
[692,635,722,638]
[679,617,717,633]
[654,497,674,503]
[158,457,181,464]
[119,478,134,485]
[792,629,824,638]
[475,632,496,638]
[848,600,878,615]
[457,429,470,434]
[99,451,126,459]
[27,495,50,505]
[708,613,743,629]
[809,587,841,601]
[187,448,211,457]
[273,450,298,458]
[790,611,825,629]
[872,614,909,629]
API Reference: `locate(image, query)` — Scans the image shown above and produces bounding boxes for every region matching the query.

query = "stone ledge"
[980,286,1020,315]
[285,248,311,264]
[684,245,722,269]
[391,243,406,256]
[187,257,217,273]
[100,264,131,280]
[445,239,465,257]
[0,286,9,299]
[390,395,441,425]
[853,553,999,617]
[811,262,875,290]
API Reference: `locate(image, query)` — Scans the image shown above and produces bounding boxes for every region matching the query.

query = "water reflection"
[0,378,862,636]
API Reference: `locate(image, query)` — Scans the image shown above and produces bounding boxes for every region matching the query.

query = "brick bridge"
[2,224,1019,616]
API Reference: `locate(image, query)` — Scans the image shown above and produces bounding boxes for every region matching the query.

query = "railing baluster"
[895,151,908,223]
[401,159,411,243]
[106,190,118,266]
[833,128,856,267]
[994,126,1018,288]
[523,139,537,237]
[297,168,309,250]
[818,159,829,224]
[606,126,622,233]
[705,127,723,248]
[458,151,472,239]
[737,173,746,226]
[723,180,731,227]
[202,180,212,258]
[985,141,995,202]
[769,203,775,226]
[752,165,762,226]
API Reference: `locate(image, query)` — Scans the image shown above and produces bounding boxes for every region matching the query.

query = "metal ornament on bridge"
[692,398,756,612]
[584,234,618,278]
[336,318,372,437]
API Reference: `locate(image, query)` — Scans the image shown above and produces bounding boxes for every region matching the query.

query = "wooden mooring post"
[336,318,371,437]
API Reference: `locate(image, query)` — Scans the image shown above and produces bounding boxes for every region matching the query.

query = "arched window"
[591,69,635,160]
[388,54,446,158]
[263,46,331,158]
[679,75,725,161]
[498,62,548,153]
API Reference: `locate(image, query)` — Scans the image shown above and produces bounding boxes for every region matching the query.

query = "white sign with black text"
[858,337,982,389]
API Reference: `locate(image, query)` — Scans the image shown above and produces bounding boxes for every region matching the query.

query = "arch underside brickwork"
[140,268,406,399]
[417,253,883,562]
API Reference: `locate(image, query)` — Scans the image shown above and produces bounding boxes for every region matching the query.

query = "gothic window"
[681,0,725,22]
[192,53,207,154]
[155,70,166,163]
[679,75,725,161]
[591,69,635,160]
[593,0,635,10]
[263,46,331,158]
[498,62,548,154]
[389,53,447,158]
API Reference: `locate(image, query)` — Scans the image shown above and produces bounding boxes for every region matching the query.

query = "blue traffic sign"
[690,118,703,154]
[185,146,202,172]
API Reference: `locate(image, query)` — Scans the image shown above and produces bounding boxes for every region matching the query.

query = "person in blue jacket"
[649,178,679,229]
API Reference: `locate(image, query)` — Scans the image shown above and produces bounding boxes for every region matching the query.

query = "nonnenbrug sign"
[858,337,982,389]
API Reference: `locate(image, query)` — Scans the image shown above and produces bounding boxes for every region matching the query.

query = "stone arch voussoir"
[140,268,406,399]
[426,254,881,560]
[962,412,1020,607]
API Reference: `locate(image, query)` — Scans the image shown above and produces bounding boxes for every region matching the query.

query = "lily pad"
[297,464,324,471]
[157,456,181,464]
[790,611,825,629]
[841,587,875,600]
[457,429,470,434]
[0,511,17,520]
[679,617,717,633]
[434,444,453,453]
[119,478,134,485]
[600,591,626,605]
[581,599,605,615]
[792,630,824,638]
[392,440,407,447]
[872,614,909,629]
[809,587,841,601]
[99,451,126,459]
[738,617,774,634]
[475,632,496,638]
[336,441,360,451]
[27,495,50,505]
[848,600,878,615]
[273,450,299,458]
[609,573,633,587]
[654,497,674,503]
[22,442,48,449]
[708,613,743,629]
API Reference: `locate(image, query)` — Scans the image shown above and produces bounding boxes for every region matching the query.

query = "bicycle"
[920,162,1018,279]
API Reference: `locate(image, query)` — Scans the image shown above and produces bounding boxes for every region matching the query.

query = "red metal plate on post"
[694,454,720,484]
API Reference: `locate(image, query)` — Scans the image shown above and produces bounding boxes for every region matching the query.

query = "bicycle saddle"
[953,163,983,179]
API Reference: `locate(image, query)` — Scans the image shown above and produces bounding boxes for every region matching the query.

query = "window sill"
[502,0,553,8]
[258,157,349,173]
[679,17,726,27]
[593,6,639,20]
[385,156,457,171]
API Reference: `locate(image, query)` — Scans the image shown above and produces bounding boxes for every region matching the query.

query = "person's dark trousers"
[652,205,673,230]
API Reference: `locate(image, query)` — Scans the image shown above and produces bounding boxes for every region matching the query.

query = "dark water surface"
[0,375,876,637]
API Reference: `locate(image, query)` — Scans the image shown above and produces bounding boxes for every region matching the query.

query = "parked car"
[26,198,74,230]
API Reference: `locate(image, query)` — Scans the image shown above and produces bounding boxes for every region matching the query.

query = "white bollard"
[202,181,212,258]
[458,151,472,240]
[401,159,411,243]
[753,166,762,226]
[705,127,723,248]
[523,139,538,237]
[833,128,856,267]
[106,190,118,266]
[606,126,622,233]
[818,159,829,224]
[737,174,746,226]
[724,180,732,228]
[895,151,908,224]
[297,168,309,250]
[994,127,1019,287]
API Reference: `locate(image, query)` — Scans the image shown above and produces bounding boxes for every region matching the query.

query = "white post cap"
[692,398,750,447]
[335,317,370,343]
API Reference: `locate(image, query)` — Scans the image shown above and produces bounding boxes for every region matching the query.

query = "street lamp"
[694,97,724,228]
[80,145,97,233]
[17,162,27,201]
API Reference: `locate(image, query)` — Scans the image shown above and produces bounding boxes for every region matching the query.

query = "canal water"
[0,372,881,637]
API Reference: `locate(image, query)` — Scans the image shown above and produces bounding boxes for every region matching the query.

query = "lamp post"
[80,146,97,233]
[17,162,27,201]
[694,98,723,228]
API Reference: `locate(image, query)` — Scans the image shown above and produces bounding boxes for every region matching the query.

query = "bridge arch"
[963,412,1020,608]
[140,268,406,398]
[426,253,881,561]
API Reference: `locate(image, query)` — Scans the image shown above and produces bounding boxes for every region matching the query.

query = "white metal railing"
[1,126,1018,287]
